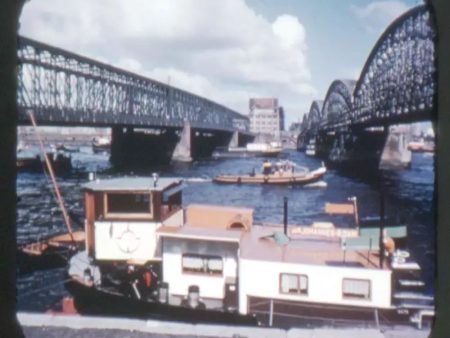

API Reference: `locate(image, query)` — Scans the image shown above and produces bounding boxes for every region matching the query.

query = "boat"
[16,151,42,171]
[212,142,282,159]
[213,161,326,185]
[17,111,81,274]
[55,143,80,153]
[17,231,85,274]
[92,136,111,153]
[65,176,433,329]
[16,150,72,173]
[407,139,434,153]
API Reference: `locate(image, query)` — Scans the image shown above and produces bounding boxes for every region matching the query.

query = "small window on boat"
[342,278,371,300]
[182,254,223,276]
[280,273,308,295]
[105,192,152,217]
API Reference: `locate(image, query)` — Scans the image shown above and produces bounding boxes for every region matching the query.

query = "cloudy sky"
[19,0,421,126]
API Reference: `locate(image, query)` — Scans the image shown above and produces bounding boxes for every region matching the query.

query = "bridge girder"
[301,5,435,137]
[17,37,250,133]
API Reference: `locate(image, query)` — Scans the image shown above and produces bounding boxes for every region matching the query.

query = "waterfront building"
[249,98,284,139]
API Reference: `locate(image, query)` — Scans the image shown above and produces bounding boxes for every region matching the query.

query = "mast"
[28,111,75,243]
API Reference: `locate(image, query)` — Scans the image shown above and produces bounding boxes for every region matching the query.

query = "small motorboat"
[213,161,326,185]
[17,230,85,274]
[55,143,80,153]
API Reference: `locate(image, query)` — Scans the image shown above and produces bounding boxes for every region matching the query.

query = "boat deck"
[240,225,386,269]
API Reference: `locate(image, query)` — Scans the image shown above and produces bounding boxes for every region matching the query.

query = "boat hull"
[65,279,259,326]
[247,296,431,328]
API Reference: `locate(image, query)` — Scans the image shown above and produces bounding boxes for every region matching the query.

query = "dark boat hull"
[65,280,259,326]
[247,296,431,329]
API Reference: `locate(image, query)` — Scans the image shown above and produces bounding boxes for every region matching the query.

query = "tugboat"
[213,160,326,186]
[65,175,433,328]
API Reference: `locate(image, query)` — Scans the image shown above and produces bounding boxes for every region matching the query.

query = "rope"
[18,277,73,299]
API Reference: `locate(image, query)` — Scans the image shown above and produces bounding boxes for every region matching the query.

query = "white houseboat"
[66,176,433,328]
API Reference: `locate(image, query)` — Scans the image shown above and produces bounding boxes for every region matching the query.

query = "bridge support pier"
[228,131,240,148]
[110,126,180,167]
[379,126,412,170]
[171,123,192,163]
[317,127,389,175]
[110,124,251,167]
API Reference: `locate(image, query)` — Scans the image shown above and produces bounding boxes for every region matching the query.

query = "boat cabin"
[157,204,253,310]
[82,176,183,262]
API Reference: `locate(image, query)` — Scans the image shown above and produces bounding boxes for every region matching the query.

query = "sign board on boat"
[290,226,359,238]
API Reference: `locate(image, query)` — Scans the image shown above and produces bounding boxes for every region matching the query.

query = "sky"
[19,0,422,127]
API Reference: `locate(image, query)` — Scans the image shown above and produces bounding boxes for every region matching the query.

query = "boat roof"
[82,177,182,192]
[157,226,242,243]
[240,225,386,269]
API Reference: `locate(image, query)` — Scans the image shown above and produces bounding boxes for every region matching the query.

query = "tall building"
[249,98,284,138]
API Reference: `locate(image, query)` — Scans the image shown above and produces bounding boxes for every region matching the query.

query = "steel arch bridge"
[17,37,249,133]
[300,5,435,139]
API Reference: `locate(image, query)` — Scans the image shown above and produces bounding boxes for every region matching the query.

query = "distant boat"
[17,150,72,173]
[213,161,326,185]
[92,136,111,153]
[407,139,434,153]
[212,142,282,159]
[55,143,80,153]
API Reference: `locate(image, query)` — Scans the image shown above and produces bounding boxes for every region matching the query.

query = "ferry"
[213,161,326,186]
[65,176,433,329]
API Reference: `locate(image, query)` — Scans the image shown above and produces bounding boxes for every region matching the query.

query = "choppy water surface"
[16,149,435,313]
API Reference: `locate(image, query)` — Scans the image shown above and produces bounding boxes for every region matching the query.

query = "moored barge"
[65,176,433,329]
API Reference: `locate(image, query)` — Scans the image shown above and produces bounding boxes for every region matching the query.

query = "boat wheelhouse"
[66,176,433,329]
[81,176,183,263]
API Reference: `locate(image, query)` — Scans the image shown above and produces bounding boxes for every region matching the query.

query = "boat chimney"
[88,172,96,181]
[152,173,159,187]
[283,197,288,235]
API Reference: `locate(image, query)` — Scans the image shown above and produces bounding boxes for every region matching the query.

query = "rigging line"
[18,277,73,299]
[27,110,75,244]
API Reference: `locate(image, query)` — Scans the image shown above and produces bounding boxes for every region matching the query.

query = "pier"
[19,312,430,338]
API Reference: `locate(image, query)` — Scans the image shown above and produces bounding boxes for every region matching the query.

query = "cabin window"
[182,254,223,276]
[104,192,152,218]
[342,278,371,300]
[280,273,308,295]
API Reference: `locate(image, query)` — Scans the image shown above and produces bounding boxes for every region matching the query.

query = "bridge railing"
[17,36,249,132]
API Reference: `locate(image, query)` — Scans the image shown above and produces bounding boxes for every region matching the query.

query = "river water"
[16,148,435,315]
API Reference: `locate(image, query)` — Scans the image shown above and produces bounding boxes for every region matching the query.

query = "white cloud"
[351,1,411,34]
[19,0,316,126]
